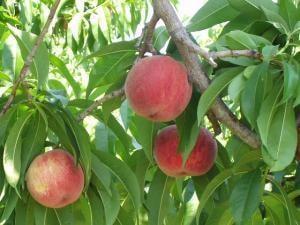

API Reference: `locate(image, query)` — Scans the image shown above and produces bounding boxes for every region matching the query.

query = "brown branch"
[211,50,262,60]
[136,14,160,60]
[0,0,61,117]
[207,111,221,136]
[153,0,261,148]
[77,88,125,121]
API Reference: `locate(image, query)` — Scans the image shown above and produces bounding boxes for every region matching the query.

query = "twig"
[207,111,221,136]
[77,88,125,121]
[153,0,261,148]
[136,13,159,61]
[0,0,61,117]
[211,50,262,60]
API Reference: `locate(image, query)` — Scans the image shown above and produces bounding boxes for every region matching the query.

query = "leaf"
[87,52,136,96]
[94,182,120,225]
[55,196,92,225]
[197,67,243,124]
[3,111,33,188]
[84,40,137,61]
[147,170,174,225]
[187,0,239,32]
[230,170,264,224]
[257,83,283,146]
[49,54,81,98]
[241,63,268,127]
[264,102,297,171]
[91,153,112,195]
[262,7,291,34]
[263,195,289,225]
[279,0,298,30]
[153,27,170,50]
[15,197,35,225]
[59,109,92,188]
[0,188,18,225]
[88,189,105,225]
[131,115,157,164]
[0,106,17,146]
[7,24,49,88]
[266,178,297,225]
[196,169,234,224]
[2,34,23,80]
[20,111,47,184]
[282,62,299,102]
[225,31,271,50]
[69,13,83,43]
[227,0,278,16]
[228,72,246,103]
[94,151,141,215]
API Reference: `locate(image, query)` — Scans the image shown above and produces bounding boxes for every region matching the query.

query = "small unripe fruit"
[26,149,84,208]
[154,125,217,177]
[125,56,192,122]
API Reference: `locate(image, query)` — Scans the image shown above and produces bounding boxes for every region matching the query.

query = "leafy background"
[0,0,300,224]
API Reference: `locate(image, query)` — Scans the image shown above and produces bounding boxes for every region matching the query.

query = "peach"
[26,149,84,208]
[154,125,217,177]
[125,56,192,122]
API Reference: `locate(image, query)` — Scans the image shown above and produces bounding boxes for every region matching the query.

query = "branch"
[0,0,61,117]
[153,0,261,148]
[211,49,262,60]
[77,88,125,121]
[136,13,160,60]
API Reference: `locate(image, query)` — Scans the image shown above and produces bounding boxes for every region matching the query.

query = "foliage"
[0,0,300,224]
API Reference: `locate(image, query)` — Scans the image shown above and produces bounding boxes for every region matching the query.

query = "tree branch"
[77,88,125,121]
[0,0,61,117]
[136,13,160,61]
[153,0,261,148]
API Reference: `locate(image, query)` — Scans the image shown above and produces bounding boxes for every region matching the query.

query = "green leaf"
[225,31,271,50]
[264,102,297,171]
[94,151,141,215]
[257,83,283,146]
[87,52,136,96]
[197,67,244,124]
[3,111,33,188]
[241,63,268,127]
[230,170,264,224]
[153,27,170,50]
[59,109,92,188]
[94,182,120,225]
[69,13,83,43]
[147,170,174,225]
[55,196,92,225]
[20,111,47,184]
[263,195,289,225]
[227,0,278,16]
[15,197,35,225]
[131,115,157,164]
[88,189,105,225]
[196,169,234,224]
[266,178,297,225]
[2,34,23,81]
[262,7,291,34]
[7,25,49,88]
[282,62,299,102]
[84,40,137,61]
[91,153,112,195]
[187,0,239,32]
[0,188,18,225]
[279,0,298,30]
[228,72,246,103]
[49,54,81,98]
[0,106,17,146]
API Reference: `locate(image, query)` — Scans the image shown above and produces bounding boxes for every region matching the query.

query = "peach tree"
[0,0,300,224]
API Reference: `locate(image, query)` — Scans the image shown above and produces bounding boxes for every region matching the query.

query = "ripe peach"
[125,56,192,122]
[154,125,217,177]
[26,149,84,208]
